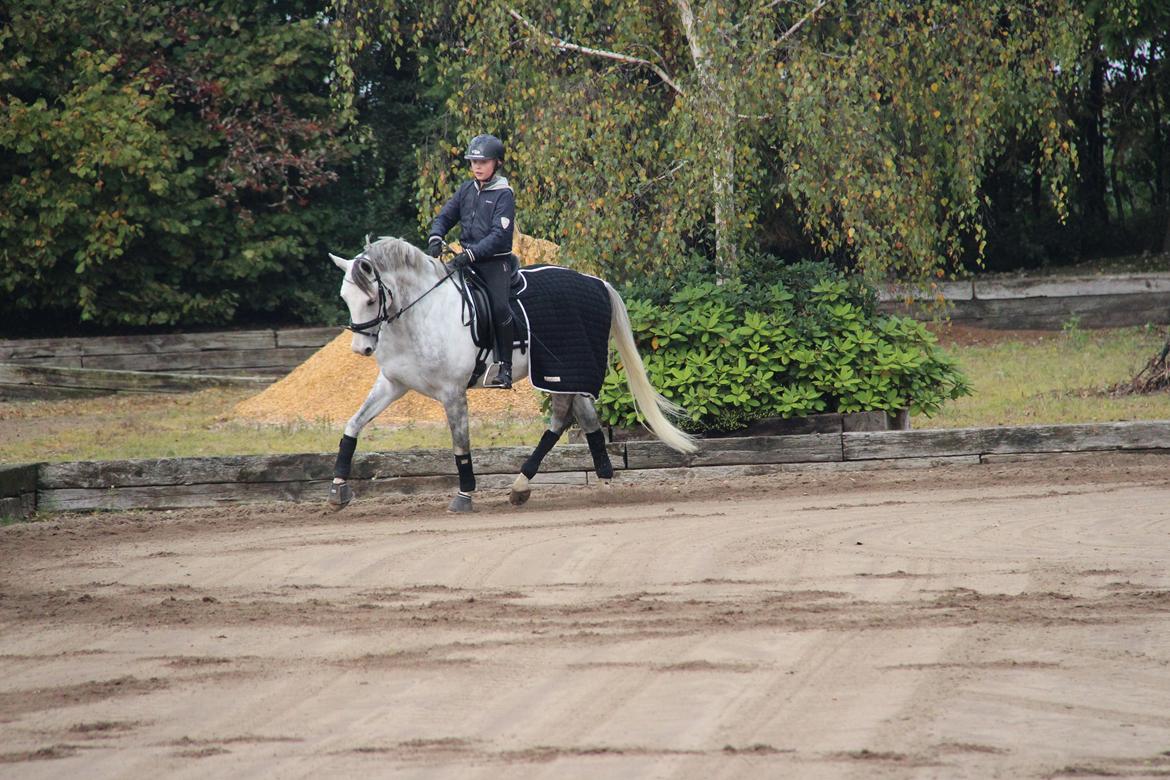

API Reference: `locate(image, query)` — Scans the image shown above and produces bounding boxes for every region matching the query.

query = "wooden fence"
[0,326,337,377]
[0,326,337,399]
[879,272,1170,328]
[3,420,1166,517]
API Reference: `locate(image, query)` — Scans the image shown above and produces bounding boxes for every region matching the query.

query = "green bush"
[600,258,972,433]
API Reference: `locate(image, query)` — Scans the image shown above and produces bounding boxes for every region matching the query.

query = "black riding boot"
[489,318,513,389]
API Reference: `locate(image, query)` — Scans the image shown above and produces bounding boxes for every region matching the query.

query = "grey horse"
[328,237,696,512]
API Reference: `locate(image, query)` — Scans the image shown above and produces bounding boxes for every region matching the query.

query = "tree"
[0,1,355,329]
[332,0,1086,288]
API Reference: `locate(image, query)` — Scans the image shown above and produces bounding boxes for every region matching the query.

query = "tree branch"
[773,0,830,50]
[507,7,685,97]
[633,160,689,198]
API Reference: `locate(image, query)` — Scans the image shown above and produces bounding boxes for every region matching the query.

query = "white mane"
[362,236,444,280]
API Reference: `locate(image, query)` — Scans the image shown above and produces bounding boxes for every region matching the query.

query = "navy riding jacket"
[428,176,515,263]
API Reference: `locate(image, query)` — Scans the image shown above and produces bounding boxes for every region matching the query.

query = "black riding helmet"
[464,134,505,163]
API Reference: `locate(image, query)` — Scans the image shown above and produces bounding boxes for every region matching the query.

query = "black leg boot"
[488,317,513,389]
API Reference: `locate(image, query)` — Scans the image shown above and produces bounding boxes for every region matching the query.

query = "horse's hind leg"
[573,396,615,483]
[443,393,476,513]
[330,374,406,509]
[510,394,575,506]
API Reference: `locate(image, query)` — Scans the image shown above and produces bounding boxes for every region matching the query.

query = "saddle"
[457,254,529,387]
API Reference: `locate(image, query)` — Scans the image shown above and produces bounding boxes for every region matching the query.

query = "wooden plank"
[974,273,1170,300]
[797,455,981,471]
[609,455,982,485]
[704,413,842,437]
[74,330,278,355]
[0,330,279,361]
[941,293,1170,329]
[360,470,587,498]
[81,347,318,372]
[41,453,338,490]
[980,450,1170,465]
[37,443,610,491]
[844,421,1170,461]
[0,494,37,519]
[625,434,841,470]
[0,363,269,394]
[841,411,896,432]
[275,327,340,348]
[36,470,589,512]
[38,480,322,511]
[877,280,975,302]
[4,356,84,368]
[0,340,84,360]
[0,463,39,497]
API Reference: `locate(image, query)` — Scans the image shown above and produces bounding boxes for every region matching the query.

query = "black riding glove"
[450,250,472,269]
[427,237,443,258]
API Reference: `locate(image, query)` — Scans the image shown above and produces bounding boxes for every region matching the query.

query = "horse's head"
[330,238,444,356]
[330,249,385,357]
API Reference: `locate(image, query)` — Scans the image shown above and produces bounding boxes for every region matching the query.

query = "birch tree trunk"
[676,0,738,278]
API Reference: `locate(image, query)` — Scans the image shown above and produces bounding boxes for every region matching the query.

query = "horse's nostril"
[363,346,374,356]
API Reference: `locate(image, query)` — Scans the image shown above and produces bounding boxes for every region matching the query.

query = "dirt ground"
[2,455,1170,779]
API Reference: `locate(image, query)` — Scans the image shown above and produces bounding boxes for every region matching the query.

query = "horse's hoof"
[448,493,474,513]
[509,488,531,507]
[328,481,353,509]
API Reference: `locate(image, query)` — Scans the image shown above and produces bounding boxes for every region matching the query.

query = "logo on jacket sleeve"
[501,217,511,229]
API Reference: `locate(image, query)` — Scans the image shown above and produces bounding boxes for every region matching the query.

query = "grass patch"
[917,325,1170,429]
[1,325,1168,463]
[0,388,547,464]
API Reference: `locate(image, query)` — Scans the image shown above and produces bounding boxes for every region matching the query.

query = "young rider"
[427,134,516,389]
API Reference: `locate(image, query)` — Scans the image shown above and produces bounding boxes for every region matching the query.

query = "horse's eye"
[367,298,376,306]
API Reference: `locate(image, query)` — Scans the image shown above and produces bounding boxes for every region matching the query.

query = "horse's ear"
[329,252,348,271]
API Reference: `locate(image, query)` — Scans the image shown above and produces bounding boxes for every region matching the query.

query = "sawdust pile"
[234,232,560,427]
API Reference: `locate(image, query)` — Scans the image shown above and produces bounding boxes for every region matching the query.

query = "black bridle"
[345,254,457,337]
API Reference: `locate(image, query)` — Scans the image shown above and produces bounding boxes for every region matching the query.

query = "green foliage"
[332,1,1087,286]
[599,260,971,432]
[0,0,388,331]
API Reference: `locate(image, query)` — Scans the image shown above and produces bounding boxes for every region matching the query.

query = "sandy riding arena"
[3,456,1170,778]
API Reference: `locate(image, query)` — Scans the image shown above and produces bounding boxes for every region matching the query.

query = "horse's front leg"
[510,394,576,506]
[443,393,476,513]
[329,373,406,508]
[573,396,615,483]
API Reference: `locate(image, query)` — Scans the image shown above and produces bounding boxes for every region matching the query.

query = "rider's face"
[470,158,497,182]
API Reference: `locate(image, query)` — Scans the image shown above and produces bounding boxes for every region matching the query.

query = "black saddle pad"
[516,266,612,398]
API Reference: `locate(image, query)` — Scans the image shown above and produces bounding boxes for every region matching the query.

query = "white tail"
[605,283,698,453]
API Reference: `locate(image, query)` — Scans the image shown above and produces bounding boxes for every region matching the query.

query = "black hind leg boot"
[585,430,615,480]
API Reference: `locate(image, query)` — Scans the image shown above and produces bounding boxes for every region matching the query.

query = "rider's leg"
[477,258,513,388]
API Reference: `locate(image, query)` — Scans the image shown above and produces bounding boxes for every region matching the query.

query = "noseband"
[345,261,392,336]
[345,257,457,337]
